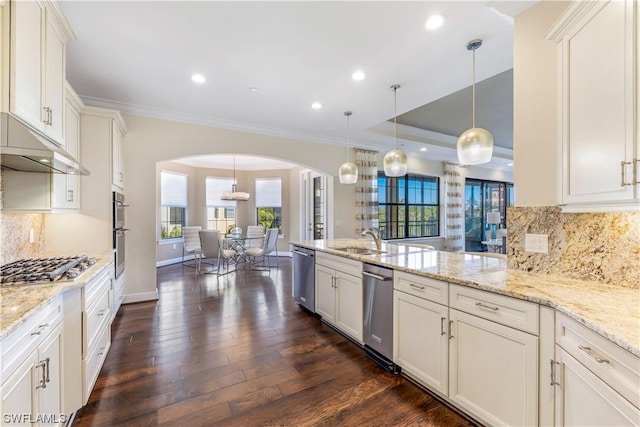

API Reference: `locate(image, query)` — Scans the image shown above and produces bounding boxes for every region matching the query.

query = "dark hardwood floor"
[72,259,478,426]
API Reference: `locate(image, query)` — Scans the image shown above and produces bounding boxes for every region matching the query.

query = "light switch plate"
[525,233,548,254]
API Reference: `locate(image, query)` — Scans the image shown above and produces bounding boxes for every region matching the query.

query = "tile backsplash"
[507,206,640,288]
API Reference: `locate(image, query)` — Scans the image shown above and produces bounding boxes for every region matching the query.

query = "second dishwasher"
[362,263,399,374]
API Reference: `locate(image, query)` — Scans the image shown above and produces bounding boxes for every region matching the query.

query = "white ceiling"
[174,155,298,171]
[59,1,537,171]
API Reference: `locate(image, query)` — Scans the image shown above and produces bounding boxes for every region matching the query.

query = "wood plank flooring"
[72,259,478,426]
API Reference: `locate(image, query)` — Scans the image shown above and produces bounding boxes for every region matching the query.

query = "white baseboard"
[123,290,159,304]
[156,255,195,267]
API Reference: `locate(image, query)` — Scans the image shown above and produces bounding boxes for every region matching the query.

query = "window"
[464,179,513,251]
[378,172,439,240]
[160,171,187,239]
[255,178,282,232]
[206,177,237,233]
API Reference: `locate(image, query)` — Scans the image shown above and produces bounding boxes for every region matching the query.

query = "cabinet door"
[315,265,335,323]
[0,351,37,426]
[556,0,636,205]
[37,323,63,426]
[43,15,65,144]
[394,291,448,395]
[335,271,362,342]
[111,122,124,189]
[52,101,80,209]
[10,0,45,132]
[555,346,639,426]
[449,309,538,427]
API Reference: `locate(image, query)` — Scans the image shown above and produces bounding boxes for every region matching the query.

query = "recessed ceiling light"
[311,102,322,110]
[425,14,445,30]
[420,147,427,152]
[191,73,206,84]
[249,87,258,92]
[352,70,366,81]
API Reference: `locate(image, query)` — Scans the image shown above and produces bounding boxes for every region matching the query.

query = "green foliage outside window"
[257,207,281,231]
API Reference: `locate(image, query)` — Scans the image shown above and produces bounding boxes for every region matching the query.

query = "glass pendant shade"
[457,39,493,165]
[338,161,358,184]
[220,156,250,201]
[383,149,408,177]
[384,84,408,177]
[338,111,358,184]
[456,127,494,165]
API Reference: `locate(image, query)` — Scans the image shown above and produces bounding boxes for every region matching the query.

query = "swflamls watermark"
[3,413,68,424]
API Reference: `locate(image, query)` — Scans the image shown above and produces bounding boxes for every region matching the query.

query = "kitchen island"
[291,238,640,427]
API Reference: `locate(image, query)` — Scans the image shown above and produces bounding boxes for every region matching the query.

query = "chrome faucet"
[361,229,381,251]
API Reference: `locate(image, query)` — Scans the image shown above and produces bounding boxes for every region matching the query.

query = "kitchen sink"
[331,247,386,255]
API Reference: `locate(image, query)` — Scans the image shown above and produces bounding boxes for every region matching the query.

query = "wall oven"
[113,191,129,278]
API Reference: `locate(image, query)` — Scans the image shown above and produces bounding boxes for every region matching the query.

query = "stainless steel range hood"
[0,113,90,175]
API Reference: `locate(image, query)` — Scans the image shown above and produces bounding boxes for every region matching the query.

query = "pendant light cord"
[347,113,351,162]
[472,47,476,129]
[393,86,398,149]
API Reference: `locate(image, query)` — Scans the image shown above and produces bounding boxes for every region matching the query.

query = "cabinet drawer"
[394,271,448,305]
[0,296,62,382]
[84,267,112,310]
[83,286,111,358]
[556,312,639,408]
[449,284,539,335]
[84,322,110,402]
[316,251,362,278]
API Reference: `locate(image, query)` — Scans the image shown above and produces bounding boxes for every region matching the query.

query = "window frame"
[159,171,188,240]
[255,178,282,233]
[377,172,440,240]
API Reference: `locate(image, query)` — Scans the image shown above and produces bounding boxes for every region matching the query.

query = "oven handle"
[115,228,131,234]
[114,201,130,207]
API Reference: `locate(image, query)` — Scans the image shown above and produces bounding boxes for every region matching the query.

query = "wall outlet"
[525,233,548,254]
[29,229,35,244]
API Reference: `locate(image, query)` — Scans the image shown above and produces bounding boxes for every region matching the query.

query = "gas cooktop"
[0,255,97,286]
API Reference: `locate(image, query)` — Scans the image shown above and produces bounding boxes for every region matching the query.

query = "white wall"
[513,1,571,206]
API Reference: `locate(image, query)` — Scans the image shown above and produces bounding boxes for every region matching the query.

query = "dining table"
[223,233,265,264]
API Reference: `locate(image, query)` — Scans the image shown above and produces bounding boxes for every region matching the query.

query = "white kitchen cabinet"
[449,308,538,427]
[547,0,639,211]
[552,312,640,426]
[0,297,64,426]
[554,346,639,426]
[111,121,125,190]
[9,0,73,145]
[52,82,82,210]
[315,252,363,343]
[393,290,449,396]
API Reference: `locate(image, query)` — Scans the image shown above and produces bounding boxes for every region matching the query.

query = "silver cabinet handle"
[440,317,446,336]
[409,283,425,290]
[475,301,499,311]
[550,359,560,386]
[36,360,47,389]
[98,309,106,316]
[448,320,454,339]
[621,160,633,186]
[44,357,50,384]
[48,108,53,125]
[67,190,74,203]
[578,345,610,363]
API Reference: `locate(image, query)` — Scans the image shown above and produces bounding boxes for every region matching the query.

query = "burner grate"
[0,255,95,286]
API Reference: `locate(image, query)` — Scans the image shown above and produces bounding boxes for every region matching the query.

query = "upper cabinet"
[9,0,74,145]
[547,0,639,212]
[111,121,125,191]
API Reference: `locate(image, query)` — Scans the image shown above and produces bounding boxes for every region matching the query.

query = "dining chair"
[197,230,237,275]
[245,225,265,249]
[245,228,279,270]
[182,226,202,268]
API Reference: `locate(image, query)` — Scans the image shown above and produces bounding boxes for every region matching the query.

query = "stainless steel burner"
[0,255,97,286]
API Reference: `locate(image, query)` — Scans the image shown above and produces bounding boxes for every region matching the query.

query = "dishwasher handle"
[362,271,392,281]
[292,250,313,257]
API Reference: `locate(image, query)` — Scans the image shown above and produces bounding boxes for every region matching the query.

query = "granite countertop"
[291,239,640,357]
[0,254,114,341]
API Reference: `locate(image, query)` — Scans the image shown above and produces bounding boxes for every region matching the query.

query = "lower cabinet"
[394,276,540,427]
[315,252,363,343]
[449,309,538,426]
[1,298,64,426]
[553,312,640,426]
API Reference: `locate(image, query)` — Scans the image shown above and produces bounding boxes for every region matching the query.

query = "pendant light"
[221,156,250,201]
[383,84,408,177]
[457,39,494,165]
[338,111,358,184]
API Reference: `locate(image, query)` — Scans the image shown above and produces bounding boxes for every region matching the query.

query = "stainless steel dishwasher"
[362,263,399,374]
[292,246,315,312]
